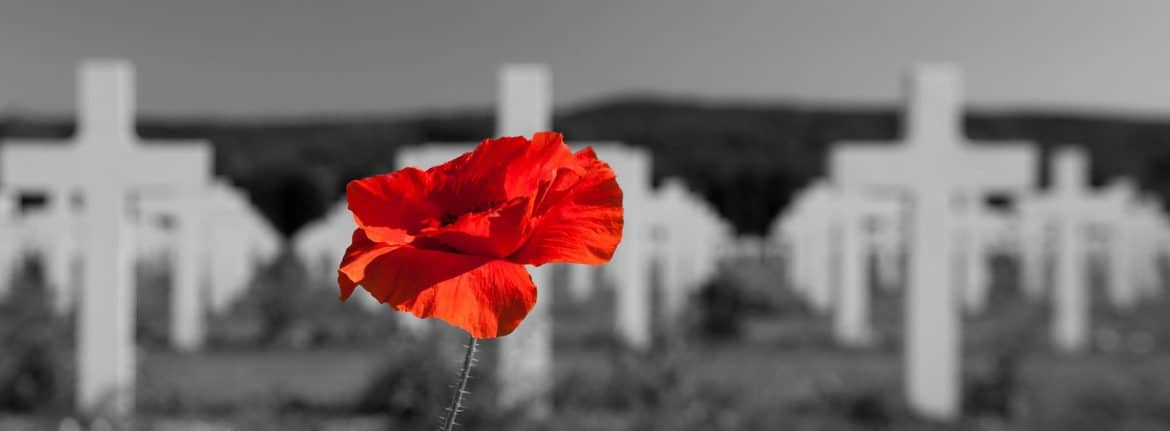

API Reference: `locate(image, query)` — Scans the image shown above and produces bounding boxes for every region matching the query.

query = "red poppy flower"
[337,132,624,338]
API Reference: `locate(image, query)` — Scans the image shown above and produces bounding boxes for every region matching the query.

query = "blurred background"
[3,1,1170,430]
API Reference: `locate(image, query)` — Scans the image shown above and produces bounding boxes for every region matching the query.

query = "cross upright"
[1048,148,1096,352]
[1038,147,1141,352]
[827,188,901,348]
[782,181,836,313]
[1100,179,1139,307]
[829,64,1037,421]
[0,60,212,416]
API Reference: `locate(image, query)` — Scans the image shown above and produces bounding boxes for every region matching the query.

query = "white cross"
[1049,148,1102,352]
[826,187,902,348]
[1129,194,1170,297]
[829,64,1037,420]
[779,181,837,313]
[0,60,212,416]
[202,180,282,313]
[650,178,730,320]
[1021,148,1140,352]
[136,190,207,352]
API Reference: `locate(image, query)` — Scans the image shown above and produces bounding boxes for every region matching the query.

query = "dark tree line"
[4,98,1170,237]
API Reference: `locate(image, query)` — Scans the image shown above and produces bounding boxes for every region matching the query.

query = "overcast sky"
[1,0,1168,118]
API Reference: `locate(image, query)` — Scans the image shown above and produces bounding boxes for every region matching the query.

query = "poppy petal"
[346,167,440,240]
[337,229,399,301]
[429,133,580,216]
[503,132,583,198]
[358,246,537,338]
[421,196,534,258]
[510,147,624,266]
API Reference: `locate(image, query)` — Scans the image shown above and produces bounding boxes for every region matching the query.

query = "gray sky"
[2,0,1169,117]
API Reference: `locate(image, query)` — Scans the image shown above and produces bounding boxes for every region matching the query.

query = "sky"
[1,0,1169,118]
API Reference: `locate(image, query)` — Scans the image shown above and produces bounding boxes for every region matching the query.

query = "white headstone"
[1130,195,1169,298]
[596,144,654,350]
[1049,148,1091,353]
[136,192,207,351]
[0,60,212,416]
[19,191,77,308]
[204,180,281,312]
[780,182,836,313]
[649,178,728,321]
[1021,148,1141,351]
[870,212,906,292]
[954,200,1012,314]
[1103,179,1137,309]
[828,189,901,347]
[1018,192,1053,300]
[830,64,1036,420]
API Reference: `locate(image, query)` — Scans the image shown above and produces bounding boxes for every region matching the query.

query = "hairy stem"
[440,335,479,431]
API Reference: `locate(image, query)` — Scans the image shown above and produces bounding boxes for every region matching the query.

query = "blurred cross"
[829,64,1037,421]
[136,192,207,351]
[0,60,212,417]
[1021,148,1141,353]
[827,188,902,348]
[780,181,836,313]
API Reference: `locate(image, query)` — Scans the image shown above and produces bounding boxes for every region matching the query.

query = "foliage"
[693,270,749,340]
[352,335,469,428]
[11,99,1170,237]
[203,250,401,350]
[0,257,72,414]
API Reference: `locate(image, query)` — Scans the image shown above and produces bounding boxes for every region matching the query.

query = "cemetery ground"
[3,253,1170,430]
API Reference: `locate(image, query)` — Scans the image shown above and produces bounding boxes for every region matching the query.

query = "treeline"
[4,98,1170,237]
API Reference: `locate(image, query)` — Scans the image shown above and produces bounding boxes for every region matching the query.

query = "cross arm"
[0,141,84,188]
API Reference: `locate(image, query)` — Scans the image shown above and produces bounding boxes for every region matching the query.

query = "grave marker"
[829,189,901,347]
[830,64,1036,420]
[0,60,212,415]
[137,192,207,351]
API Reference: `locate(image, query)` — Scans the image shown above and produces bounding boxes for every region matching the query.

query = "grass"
[3,257,1170,430]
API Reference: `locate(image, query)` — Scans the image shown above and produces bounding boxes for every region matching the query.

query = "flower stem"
[441,335,479,431]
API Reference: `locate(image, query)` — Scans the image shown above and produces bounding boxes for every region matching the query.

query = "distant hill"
[4,97,1170,238]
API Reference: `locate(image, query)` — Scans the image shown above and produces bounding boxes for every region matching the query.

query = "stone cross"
[3,190,77,309]
[0,60,212,416]
[829,64,1036,420]
[1048,148,1097,352]
[780,181,836,313]
[648,178,727,326]
[828,188,901,348]
[204,180,281,313]
[0,195,76,309]
[1129,195,1169,299]
[1018,191,1054,300]
[954,202,1013,314]
[1022,148,1143,352]
[136,192,207,351]
[649,179,687,318]
[870,211,906,292]
[1101,179,1138,309]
